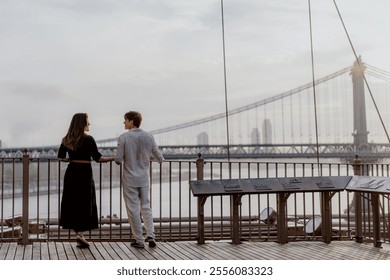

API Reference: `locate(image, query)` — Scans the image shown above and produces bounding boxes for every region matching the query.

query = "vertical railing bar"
[169,161,172,240]
[188,161,192,240]
[109,162,113,240]
[119,163,123,240]
[56,160,61,241]
[380,194,384,242]
[1,159,4,239]
[178,161,182,239]
[159,161,163,240]
[149,160,154,239]
[387,195,390,243]
[247,162,252,239]
[47,159,52,240]
[35,159,40,240]
[12,159,15,239]
[275,162,278,178]
[99,162,103,240]
[337,190,342,239]
[19,149,31,245]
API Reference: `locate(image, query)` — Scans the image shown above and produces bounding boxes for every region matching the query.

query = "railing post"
[371,193,381,247]
[195,153,206,244]
[19,149,32,245]
[352,154,363,243]
[196,153,204,180]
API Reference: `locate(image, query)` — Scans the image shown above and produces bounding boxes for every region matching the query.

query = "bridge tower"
[351,56,369,152]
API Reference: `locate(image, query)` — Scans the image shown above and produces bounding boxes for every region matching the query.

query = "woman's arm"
[97,157,114,163]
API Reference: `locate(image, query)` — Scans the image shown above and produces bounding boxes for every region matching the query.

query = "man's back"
[115,128,164,187]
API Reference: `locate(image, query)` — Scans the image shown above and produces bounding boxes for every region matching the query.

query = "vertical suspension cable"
[290,95,294,143]
[220,0,231,161]
[308,0,321,176]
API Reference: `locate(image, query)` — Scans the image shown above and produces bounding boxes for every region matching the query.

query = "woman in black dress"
[58,113,113,248]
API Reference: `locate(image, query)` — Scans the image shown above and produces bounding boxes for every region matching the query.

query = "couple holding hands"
[58,111,164,249]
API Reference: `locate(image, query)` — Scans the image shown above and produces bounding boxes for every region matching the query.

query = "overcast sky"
[0,0,389,148]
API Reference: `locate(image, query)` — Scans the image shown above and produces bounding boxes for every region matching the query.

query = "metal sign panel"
[221,179,243,192]
[346,176,390,194]
[277,177,350,192]
[190,176,352,196]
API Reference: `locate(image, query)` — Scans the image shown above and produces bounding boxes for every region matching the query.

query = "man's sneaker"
[131,241,145,249]
[145,236,157,248]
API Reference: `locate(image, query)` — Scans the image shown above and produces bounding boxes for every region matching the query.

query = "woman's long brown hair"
[61,113,88,150]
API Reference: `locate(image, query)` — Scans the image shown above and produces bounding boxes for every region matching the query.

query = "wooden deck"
[1,240,390,260]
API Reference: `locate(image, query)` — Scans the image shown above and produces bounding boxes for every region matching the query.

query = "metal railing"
[1,150,390,247]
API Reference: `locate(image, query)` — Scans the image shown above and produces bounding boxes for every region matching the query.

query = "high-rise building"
[197,132,209,145]
[262,119,272,144]
[250,128,260,145]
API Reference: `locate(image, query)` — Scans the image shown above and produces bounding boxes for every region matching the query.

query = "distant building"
[262,119,272,144]
[250,128,260,145]
[0,140,2,148]
[197,132,209,145]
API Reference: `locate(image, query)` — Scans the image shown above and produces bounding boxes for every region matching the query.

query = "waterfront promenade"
[1,240,390,260]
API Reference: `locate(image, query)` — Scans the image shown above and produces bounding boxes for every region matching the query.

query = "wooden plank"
[40,242,50,260]
[93,242,114,260]
[14,244,26,260]
[32,243,41,260]
[23,244,33,260]
[143,243,173,260]
[174,242,212,260]
[101,242,121,260]
[0,243,10,260]
[109,242,139,260]
[5,243,17,260]
[72,244,87,260]
[203,242,248,260]
[79,246,96,260]
[124,243,148,260]
[47,242,59,260]
[150,242,184,259]
[158,242,192,260]
[53,242,67,260]
[62,242,77,260]
[114,242,141,260]
[88,243,105,260]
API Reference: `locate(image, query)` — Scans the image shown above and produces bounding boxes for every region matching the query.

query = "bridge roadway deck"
[1,240,390,260]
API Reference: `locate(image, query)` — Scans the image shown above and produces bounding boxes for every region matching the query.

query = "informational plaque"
[346,176,390,194]
[190,176,352,196]
[221,179,243,192]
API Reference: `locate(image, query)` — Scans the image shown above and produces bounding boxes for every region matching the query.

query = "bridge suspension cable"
[220,0,231,161]
[333,0,390,144]
[149,66,351,135]
[308,0,321,175]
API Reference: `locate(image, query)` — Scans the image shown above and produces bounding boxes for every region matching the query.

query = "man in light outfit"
[114,111,164,248]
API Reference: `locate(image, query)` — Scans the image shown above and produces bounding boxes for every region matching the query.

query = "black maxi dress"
[58,135,102,232]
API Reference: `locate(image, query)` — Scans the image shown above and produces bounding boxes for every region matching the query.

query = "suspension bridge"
[1,58,390,160]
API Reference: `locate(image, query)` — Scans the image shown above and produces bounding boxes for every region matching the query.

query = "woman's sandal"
[76,233,90,248]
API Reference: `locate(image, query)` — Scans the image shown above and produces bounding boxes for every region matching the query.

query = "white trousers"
[122,185,155,244]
